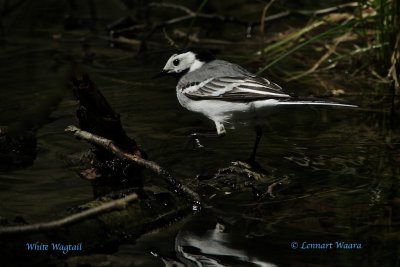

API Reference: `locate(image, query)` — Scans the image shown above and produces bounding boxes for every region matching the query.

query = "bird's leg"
[214,121,226,136]
[249,126,262,162]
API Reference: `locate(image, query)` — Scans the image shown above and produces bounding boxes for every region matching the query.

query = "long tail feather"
[277,100,357,108]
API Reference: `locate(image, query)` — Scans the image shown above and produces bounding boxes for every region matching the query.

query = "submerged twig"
[65,126,201,204]
[266,176,290,198]
[0,193,138,235]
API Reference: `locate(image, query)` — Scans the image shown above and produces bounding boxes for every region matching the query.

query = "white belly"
[176,90,280,125]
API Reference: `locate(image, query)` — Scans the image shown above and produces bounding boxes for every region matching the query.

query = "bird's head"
[153,49,215,79]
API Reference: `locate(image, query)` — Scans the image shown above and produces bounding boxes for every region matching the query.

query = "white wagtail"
[154,49,356,161]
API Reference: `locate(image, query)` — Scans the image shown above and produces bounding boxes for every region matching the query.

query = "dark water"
[1,42,398,266]
[1,4,399,266]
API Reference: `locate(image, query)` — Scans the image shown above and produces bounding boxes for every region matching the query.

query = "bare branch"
[0,193,138,235]
[65,125,201,204]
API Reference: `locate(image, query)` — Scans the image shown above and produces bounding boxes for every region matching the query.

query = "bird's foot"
[186,133,205,150]
[185,133,208,150]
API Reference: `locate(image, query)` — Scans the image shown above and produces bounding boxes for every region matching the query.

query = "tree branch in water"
[0,193,138,235]
[65,125,201,204]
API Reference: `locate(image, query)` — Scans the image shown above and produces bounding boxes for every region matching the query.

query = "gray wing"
[181,76,290,102]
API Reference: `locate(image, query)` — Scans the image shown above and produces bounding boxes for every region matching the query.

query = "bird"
[174,223,277,267]
[154,49,357,162]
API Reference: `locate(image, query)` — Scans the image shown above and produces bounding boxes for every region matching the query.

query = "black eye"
[173,59,180,66]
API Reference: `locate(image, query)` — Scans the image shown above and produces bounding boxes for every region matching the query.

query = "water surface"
[0,13,399,267]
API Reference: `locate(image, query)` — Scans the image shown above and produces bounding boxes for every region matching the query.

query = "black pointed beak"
[152,70,169,79]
